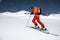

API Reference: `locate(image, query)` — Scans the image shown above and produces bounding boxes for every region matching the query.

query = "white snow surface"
[0,11,60,40]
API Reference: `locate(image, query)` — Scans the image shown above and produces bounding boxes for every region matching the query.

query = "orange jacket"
[33,6,40,17]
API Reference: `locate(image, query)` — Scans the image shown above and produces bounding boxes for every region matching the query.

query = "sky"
[0,0,60,13]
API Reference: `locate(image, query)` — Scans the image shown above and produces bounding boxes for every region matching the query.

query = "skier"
[31,6,47,31]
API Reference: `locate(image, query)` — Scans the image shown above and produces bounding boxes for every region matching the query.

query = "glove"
[38,13,41,15]
[31,7,33,9]
[38,8,42,15]
[30,12,33,15]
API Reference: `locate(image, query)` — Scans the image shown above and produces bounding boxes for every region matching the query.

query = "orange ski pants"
[32,15,45,28]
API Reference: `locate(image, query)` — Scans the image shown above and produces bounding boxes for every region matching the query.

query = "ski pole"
[25,14,31,27]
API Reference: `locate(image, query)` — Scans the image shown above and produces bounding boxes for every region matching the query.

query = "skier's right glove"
[30,12,33,15]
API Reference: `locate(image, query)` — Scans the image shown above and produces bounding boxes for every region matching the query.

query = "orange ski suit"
[32,6,45,28]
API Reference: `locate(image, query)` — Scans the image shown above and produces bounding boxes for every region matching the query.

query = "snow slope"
[0,11,60,40]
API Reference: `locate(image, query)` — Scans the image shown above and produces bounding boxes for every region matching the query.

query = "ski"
[26,26,59,36]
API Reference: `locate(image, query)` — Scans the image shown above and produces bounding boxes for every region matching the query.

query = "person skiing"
[31,6,47,31]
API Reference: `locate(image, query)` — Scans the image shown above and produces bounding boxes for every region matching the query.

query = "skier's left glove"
[31,7,33,9]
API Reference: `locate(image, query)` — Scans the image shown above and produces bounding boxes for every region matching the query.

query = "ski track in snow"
[0,11,60,40]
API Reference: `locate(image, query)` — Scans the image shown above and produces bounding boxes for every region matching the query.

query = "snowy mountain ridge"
[0,10,60,20]
[0,10,30,16]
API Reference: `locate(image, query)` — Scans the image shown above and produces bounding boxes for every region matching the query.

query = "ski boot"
[40,27,48,31]
[40,27,49,34]
[35,26,40,29]
[34,24,40,29]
